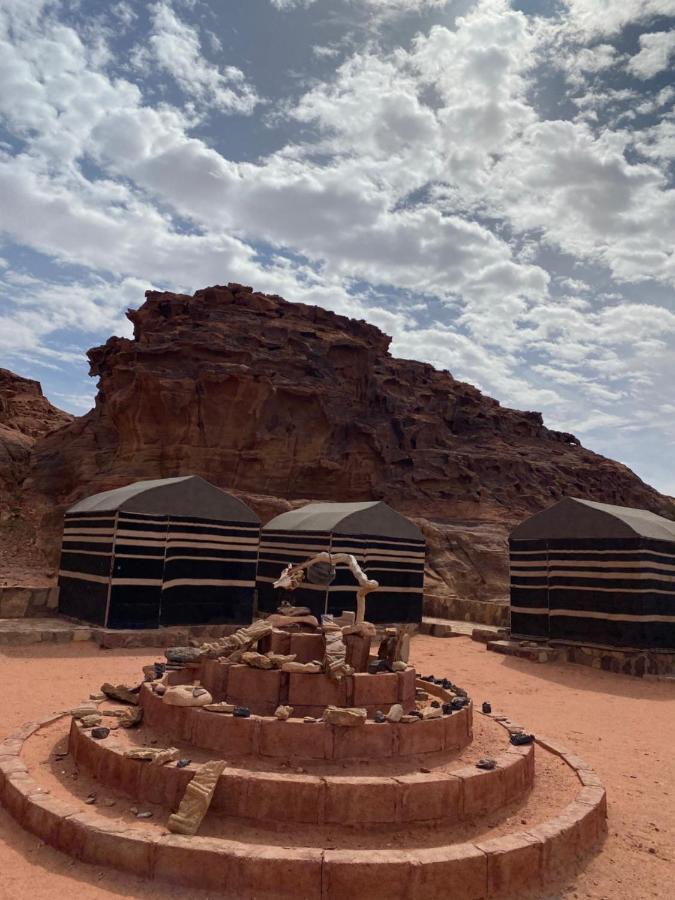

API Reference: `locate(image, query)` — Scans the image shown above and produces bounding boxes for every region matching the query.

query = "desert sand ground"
[0,635,673,900]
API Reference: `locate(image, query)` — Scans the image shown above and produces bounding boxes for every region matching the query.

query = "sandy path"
[0,637,673,899]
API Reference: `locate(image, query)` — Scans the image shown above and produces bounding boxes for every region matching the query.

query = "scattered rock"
[85,794,96,805]
[400,715,419,723]
[422,706,442,719]
[482,701,492,714]
[80,714,102,728]
[392,660,407,672]
[233,706,251,718]
[274,705,293,720]
[419,767,432,774]
[510,732,535,746]
[324,706,367,727]
[165,646,202,664]
[100,683,140,706]
[163,685,213,707]
[430,700,441,709]
[385,703,403,723]
[153,684,166,696]
[476,758,497,770]
[119,707,143,728]
[204,703,235,714]
[241,650,274,669]
[136,811,153,819]
[281,661,322,674]
[303,716,317,723]
[442,703,453,716]
[415,689,429,700]
[373,710,386,724]
[70,705,98,719]
[176,759,191,768]
[266,653,297,669]
[90,727,110,740]
[88,692,105,701]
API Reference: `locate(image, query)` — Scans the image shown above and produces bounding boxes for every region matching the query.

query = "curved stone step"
[68,716,533,827]
[0,715,607,899]
[140,683,473,760]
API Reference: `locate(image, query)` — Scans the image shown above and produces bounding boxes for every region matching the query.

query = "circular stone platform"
[0,661,607,899]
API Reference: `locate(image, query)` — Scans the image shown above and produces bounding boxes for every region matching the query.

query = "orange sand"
[0,636,673,899]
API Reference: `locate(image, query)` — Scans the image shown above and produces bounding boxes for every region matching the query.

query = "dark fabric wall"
[510,537,675,649]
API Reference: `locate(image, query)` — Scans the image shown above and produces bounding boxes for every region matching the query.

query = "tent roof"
[511,496,675,542]
[263,500,422,541]
[67,475,260,523]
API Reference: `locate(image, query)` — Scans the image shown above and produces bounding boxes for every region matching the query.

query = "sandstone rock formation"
[0,369,72,583]
[5,283,674,616]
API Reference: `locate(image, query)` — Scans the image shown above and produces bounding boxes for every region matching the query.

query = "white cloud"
[627,30,675,79]
[562,0,675,37]
[147,2,260,113]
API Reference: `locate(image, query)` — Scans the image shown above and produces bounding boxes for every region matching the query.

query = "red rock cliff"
[22,284,674,615]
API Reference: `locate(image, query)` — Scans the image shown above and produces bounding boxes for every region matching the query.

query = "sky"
[0,0,674,495]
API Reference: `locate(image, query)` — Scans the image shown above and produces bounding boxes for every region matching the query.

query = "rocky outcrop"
[0,369,72,584]
[9,283,675,614]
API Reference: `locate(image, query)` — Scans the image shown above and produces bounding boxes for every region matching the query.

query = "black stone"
[451,697,468,711]
[441,678,453,690]
[91,727,110,740]
[510,732,534,746]
[176,759,191,768]
[476,758,497,770]
[410,710,424,719]
[431,700,441,709]
[233,706,251,718]
[373,711,386,724]
[422,675,435,682]
[482,702,492,714]
[442,703,453,716]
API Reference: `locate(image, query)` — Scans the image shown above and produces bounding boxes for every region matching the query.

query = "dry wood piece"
[124,746,180,765]
[198,620,272,659]
[167,759,226,836]
[241,651,274,669]
[281,661,322,673]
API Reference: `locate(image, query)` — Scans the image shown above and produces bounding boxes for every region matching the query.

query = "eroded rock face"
[10,283,675,614]
[0,369,72,582]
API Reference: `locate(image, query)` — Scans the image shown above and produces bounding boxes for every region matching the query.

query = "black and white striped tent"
[510,497,675,650]
[256,501,425,624]
[58,476,260,629]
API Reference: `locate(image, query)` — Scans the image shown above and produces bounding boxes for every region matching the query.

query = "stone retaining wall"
[140,685,473,760]
[0,714,607,899]
[0,585,59,618]
[68,718,532,827]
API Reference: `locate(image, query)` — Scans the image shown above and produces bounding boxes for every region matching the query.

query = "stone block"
[289,632,324,664]
[477,832,542,897]
[411,844,488,899]
[396,772,462,823]
[23,794,79,846]
[154,835,238,891]
[259,718,329,760]
[200,659,231,699]
[324,777,398,825]
[397,667,416,707]
[396,718,445,756]
[332,721,394,760]
[232,845,323,900]
[212,768,249,817]
[351,672,399,708]
[459,766,506,818]
[191,710,258,755]
[288,672,347,708]
[244,772,322,824]
[527,814,580,877]
[0,589,29,618]
[323,849,412,899]
[227,665,283,712]
[59,813,155,877]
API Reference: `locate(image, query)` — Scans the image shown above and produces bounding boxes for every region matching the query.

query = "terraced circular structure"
[0,662,607,899]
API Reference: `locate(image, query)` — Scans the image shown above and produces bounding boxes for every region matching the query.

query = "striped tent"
[58,476,260,629]
[256,501,425,624]
[510,497,675,650]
